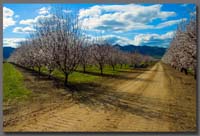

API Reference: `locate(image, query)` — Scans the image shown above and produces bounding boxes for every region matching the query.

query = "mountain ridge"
[3,47,15,60]
[3,44,166,60]
[113,44,166,59]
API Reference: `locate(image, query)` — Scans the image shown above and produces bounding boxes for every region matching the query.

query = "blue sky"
[3,3,196,48]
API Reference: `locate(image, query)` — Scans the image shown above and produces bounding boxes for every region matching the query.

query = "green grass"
[39,63,151,84]
[77,65,118,75]
[40,65,131,84]
[187,67,195,76]
[2,62,152,103]
[76,64,130,75]
[3,63,31,102]
[51,69,100,83]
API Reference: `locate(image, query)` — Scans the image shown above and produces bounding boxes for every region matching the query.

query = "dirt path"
[3,62,196,132]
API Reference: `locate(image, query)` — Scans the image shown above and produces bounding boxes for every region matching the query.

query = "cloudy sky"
[3,3,196,48]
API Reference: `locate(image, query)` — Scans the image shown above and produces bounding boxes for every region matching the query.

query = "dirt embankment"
[3,62,196,132]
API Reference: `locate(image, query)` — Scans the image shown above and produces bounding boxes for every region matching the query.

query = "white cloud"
[3,7,16,29]
[156,18,187,29]
[13,26,36,33]
[102,35,135,45]
[160,31,175,39]
[63,9,72,13]
[132,31,175,47]
[79,5,102,19]
[190,11,196,16]
[18,12,59,34]
[181,4,189,7]
[86,31,175,47]
[19,14,53,25]
[38,7,51,15]
[19,7,52,26]
[3,38,26,48]
[79,4,176,32]
[19,18,35,25]
[14,15,20,18]
[84,34,135,46]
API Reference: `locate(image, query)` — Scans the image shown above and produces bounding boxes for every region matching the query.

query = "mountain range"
[3,45,166,60]
[113,44,166,59]
[3,47,15,60]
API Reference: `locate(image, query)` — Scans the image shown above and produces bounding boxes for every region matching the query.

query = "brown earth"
[3,62,196,132]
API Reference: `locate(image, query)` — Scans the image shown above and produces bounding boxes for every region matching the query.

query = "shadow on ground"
[12,63,195,130]
[75,70,153,83]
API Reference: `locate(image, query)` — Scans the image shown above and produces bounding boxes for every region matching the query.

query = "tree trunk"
[38,67,41,76]
[120,64,123,69]
[64,73,69,87]
[48,70,52,79]
[83,65,86,73]
[112,65,115,71]
[181,68,188,75]
[185,69,188,75]
[100,65,103,75]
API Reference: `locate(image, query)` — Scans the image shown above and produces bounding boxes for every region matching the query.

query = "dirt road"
[3,62,196,132]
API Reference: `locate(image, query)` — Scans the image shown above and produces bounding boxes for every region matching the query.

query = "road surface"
[4,62,196,132]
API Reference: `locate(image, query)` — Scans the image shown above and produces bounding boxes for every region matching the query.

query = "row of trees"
[9,9,154,86]
[162,14,197,78]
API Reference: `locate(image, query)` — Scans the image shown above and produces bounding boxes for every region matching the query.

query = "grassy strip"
[40,64,133,84]
[40,63,155,84]
[53,69,100,84]
[3,63,31,103]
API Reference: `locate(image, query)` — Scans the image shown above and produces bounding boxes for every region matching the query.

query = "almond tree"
[80,41,92,73]
[52,10,84,86]
[130,51,143,68]
[162,13,197,78]
[119,52,130,68]
[91,41,110,75]
[26,32,47,76]
[9,40,36,69]
[107,46,120,71]
[34,18,57,78]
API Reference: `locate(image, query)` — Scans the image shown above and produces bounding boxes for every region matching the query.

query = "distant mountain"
[3,47,15,60]
[113,44,166,59]
[3,44,166,60]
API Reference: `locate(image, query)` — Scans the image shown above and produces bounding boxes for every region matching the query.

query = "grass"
[52,69,100,84]
[76,64,130,75]
[41,64,132,84]
[187,67,195,76]
[3,63,31,103]
[2,62,152,103]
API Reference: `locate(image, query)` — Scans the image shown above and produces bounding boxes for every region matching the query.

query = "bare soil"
[3,62,196,132]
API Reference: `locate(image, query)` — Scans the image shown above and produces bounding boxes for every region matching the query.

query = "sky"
[3,3,196,48]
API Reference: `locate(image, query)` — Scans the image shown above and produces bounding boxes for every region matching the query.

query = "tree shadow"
[12,63,193,129]
[116,70,144,74]
[76,70,151,82]
[58,82,192,125]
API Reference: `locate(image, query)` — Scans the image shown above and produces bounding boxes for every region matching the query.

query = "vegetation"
[3,63,31,102]
[42,68,100,84]
[3,62,133,103]
[162,13,197,78]
[8,8,155,87]
[39,64,136,84]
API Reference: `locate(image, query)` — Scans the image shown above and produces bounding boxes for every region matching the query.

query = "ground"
[3,62,196,132]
